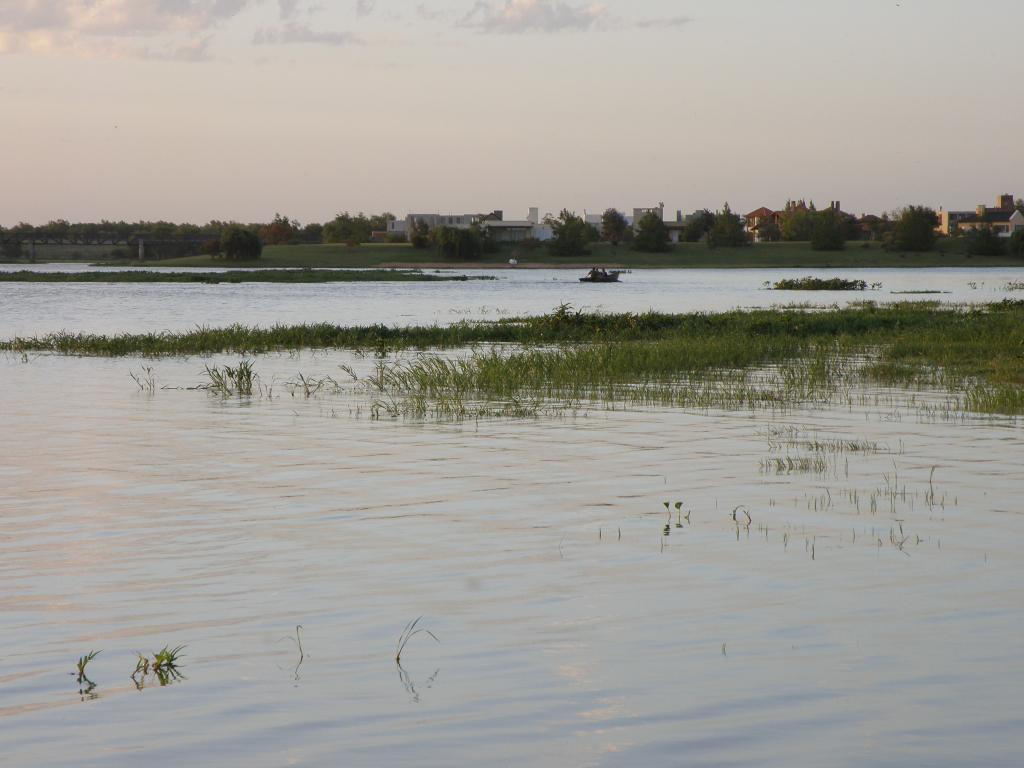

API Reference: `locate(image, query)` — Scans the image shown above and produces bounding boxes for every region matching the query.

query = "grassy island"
[0,269,488,284]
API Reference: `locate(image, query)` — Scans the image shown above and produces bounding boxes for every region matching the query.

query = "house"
[939,194,1024,237]
[400,211,486,235]
[745,207,783,242]
[481,208,553,243]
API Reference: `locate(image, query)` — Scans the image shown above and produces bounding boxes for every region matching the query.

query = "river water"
[1,268,1023,767]
[1,264,1022,336]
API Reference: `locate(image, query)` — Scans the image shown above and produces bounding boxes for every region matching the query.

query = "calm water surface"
[1,265,1022,336]
[1,273,1023,766]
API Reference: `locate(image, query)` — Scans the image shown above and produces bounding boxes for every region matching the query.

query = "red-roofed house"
[745,207,782,242]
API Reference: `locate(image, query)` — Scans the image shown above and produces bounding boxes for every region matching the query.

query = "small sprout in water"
[75,650,101,683]
[396,617,440,663]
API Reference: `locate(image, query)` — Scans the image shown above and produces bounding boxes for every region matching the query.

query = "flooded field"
[2,275,1023,766]
[2,347,1022,767]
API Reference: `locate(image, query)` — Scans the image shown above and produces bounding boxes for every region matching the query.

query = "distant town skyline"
[2,0,1022,226]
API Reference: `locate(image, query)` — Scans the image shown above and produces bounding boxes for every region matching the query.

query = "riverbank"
[102,241,1021,270]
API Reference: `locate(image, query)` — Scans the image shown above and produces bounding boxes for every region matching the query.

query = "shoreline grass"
[0,269,486,284]
[5,302,1022,416]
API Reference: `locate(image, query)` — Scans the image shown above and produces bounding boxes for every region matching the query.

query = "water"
[2,275,1023,766]
[1,265,1022,336]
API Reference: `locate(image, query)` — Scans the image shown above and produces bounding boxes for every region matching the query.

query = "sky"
[1,0,1022,226]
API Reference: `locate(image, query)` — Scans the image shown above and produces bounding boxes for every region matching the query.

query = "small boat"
[579,269,622,283]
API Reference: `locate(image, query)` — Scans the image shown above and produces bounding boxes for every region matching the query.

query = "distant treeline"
[0,212,400,260]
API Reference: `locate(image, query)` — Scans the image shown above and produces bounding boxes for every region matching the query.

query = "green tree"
[964,226,1006,256]
[1010,229,1024,257]
[301,222,323,243]
[601,208,628,246]
[431,226,483,260]
[811,209,846,251]
[891,206,937,252]
[0,235,24,261]
[220,226,262,261]
[259,213,300,245]
[410,218,430,249]
[547,209,591,257]
[707,203,749,248]
[633,211,671,252]
[322,212,394,243]
[780,200,816,241]
[682,210,714,242]
[756,218,782,243]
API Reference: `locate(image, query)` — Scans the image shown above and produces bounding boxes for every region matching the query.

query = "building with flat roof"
[939,194,1023,236]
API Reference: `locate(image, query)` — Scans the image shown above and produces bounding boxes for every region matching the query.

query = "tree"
[964,226,1006,256]
[601,208,628,246]
[301,222,323,244]
[410,218,430,249]
[1010,229,1024,257]
[220,226,262,261]
[682,209,714,242]
[811,209,846,251]
[1,239,23,261]
[780,200,816,241]
[891,206,937,252]
[633,211,671,252]
[757,218,782,243]
[431,225,483,260]
[707,203,749,248]
[322,212,395,243]
[547,209,591,257]
[259,213,300,245]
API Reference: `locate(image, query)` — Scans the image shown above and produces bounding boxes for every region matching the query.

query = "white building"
[482,208,553,243]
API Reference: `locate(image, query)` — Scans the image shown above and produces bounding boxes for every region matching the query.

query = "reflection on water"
[1,347,1023,766]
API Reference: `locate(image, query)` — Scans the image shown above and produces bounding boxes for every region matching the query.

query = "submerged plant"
[75,650,101,684]
[201,361,257,397]
[395,617,440,663]
[132,645,187,688]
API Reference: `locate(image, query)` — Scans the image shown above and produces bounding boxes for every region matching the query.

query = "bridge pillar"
[139,238,145,261]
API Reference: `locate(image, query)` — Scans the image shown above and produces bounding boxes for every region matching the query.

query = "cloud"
[253,22,363,46]
[0,1,250,58]
[635,15,692,29]
[460,0,607,34]
[356,0,376,17]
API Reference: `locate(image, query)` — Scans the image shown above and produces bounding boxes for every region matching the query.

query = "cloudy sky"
[1,0,1021,225]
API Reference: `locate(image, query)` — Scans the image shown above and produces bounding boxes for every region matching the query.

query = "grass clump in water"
[200,360,258,397]
[773,277,869,291]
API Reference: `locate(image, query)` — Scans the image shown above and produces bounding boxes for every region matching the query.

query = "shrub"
[633,211,671,253]
[811,210,846,251]
[220,226,262,261]
[892,206,937,252]
[964,226,1006,256]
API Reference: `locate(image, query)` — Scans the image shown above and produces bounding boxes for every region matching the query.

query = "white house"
[481,208,553,243]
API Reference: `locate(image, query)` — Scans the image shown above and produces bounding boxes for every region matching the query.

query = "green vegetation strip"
[0,269,485,284]
[773,277,868,291]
